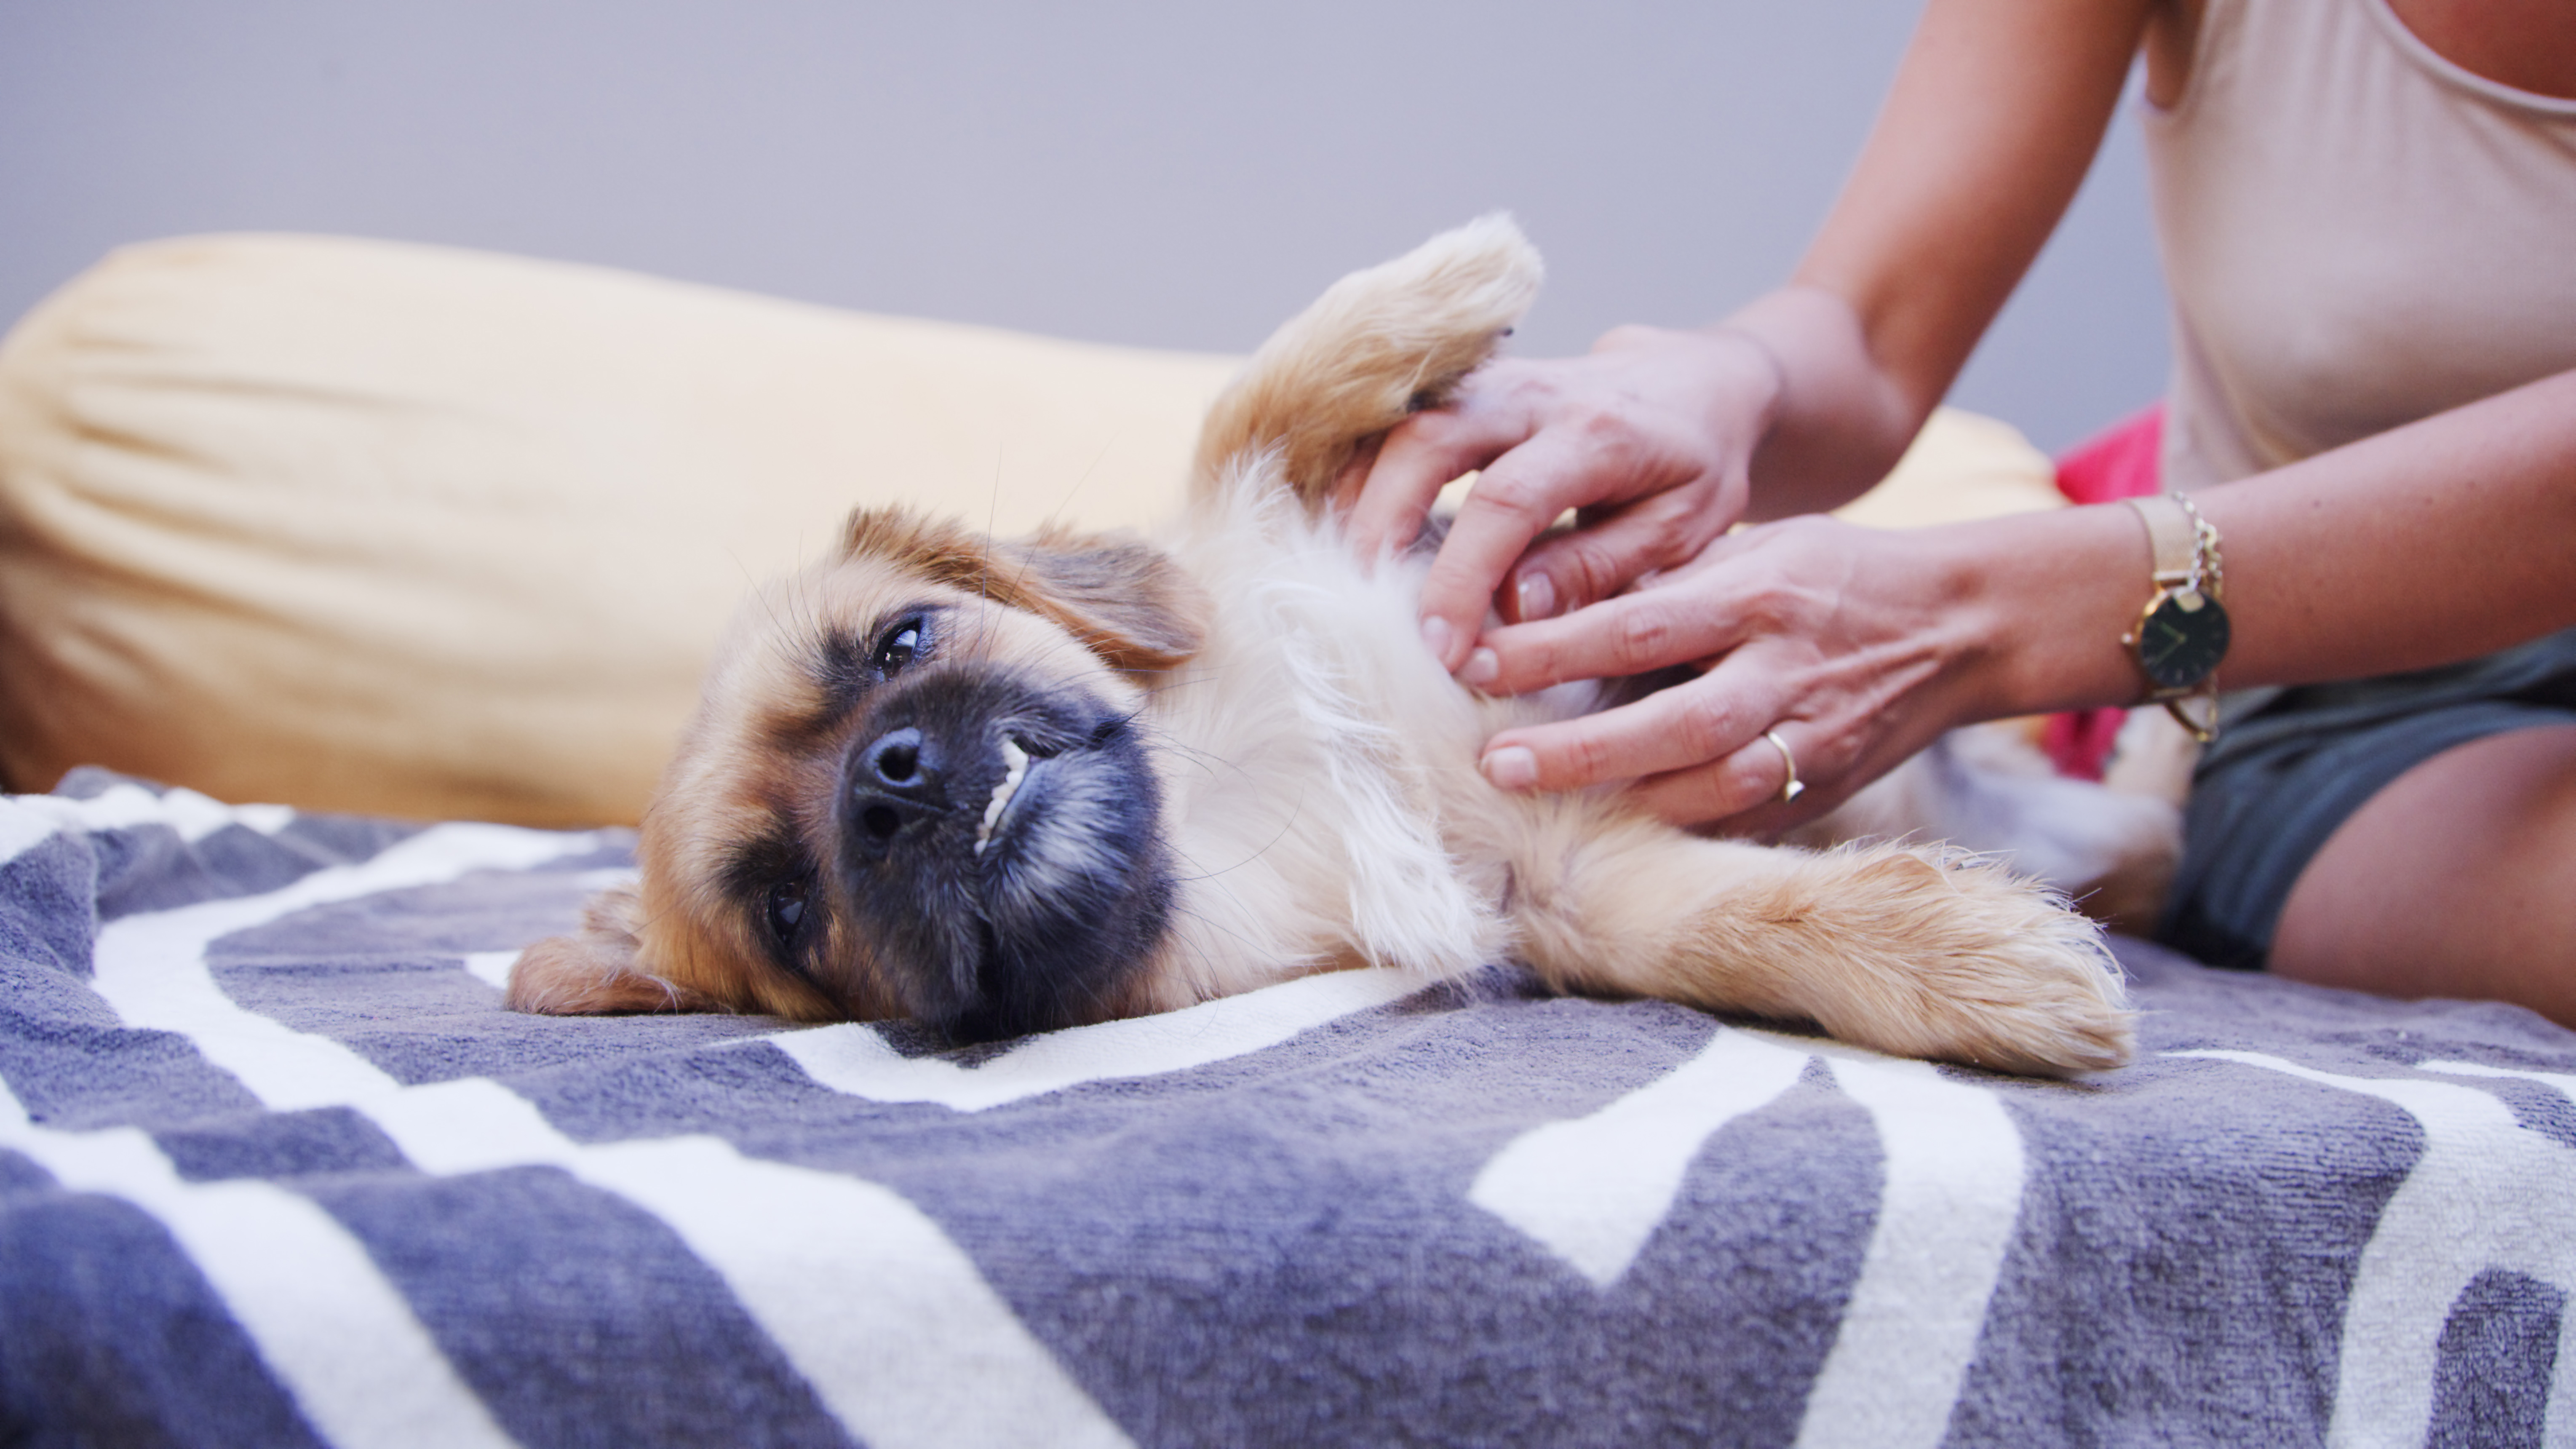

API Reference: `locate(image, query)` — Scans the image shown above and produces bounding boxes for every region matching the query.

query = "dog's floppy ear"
[841,507,1206,671]
[505,882,719,1015]
[988,523,1208,670]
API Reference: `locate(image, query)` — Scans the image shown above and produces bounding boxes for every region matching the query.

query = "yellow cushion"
[0,235,1235,825]
[0,233,2061,826]
[1833,406,2066,529]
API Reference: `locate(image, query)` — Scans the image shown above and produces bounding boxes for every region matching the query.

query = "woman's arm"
[1470,365,2576,829]
[1352,0,2167,670]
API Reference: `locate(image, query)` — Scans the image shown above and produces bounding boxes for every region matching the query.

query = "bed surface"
[4,769,2570,1447]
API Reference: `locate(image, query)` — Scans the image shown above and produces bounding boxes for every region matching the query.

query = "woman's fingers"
[1500,488,1739,623]
[1628,726,1833,831]
[1410,427,1634,666]
[1460,571,1753,695]
[1476,658,1793,794]
[1467,515,1984,831]
[1341,375,1531,564]
[1477,658,1894,834]
[1349,330,1774,671]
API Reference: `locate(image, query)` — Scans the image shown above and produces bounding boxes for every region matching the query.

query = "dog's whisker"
[1162,801,1303,884]
[1157,896,1269,1001]
[1039,441,1117,537]
[986,441,1004,558]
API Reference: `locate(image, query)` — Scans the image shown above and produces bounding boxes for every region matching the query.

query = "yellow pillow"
[0,234,2060,826]
[1835,406,2067,529]
[0,235,1235,825]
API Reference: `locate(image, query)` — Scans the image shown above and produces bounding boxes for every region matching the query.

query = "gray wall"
[0,0,2168,452]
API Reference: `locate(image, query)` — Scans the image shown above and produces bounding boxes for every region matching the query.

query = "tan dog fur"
[512,217,2135,1076]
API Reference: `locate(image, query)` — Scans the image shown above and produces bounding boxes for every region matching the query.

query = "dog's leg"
[1505,810,2135,1075]
[1191,215,1540,508]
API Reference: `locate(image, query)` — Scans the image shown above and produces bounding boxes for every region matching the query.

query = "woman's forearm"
[1463,365,2576,818]
[1960,366,2576,720]
[1716,0,2156,521]
[1715,287,1923,521]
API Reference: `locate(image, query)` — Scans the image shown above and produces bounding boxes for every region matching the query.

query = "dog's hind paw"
[1515,822,2135,1077]
[1792,845,2136,1076]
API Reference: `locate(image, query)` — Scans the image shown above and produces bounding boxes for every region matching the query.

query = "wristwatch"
[2122,493,2229,742]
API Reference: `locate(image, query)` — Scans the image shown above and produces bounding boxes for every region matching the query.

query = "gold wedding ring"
[1762,729,1804,803]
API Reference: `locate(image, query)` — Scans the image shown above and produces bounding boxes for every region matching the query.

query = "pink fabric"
[2054,404,2165,506]
[2042,406,2164,779]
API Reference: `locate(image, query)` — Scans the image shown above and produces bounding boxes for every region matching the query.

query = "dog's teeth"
[974,738,1031,856]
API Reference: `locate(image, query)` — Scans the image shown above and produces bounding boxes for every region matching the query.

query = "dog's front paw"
[1793,845,2135,1075]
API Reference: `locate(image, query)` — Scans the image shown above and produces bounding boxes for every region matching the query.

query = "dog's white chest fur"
[1136,471,1528,1005]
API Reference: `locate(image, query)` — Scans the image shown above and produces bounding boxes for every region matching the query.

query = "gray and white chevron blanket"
[3,769,2570,1447]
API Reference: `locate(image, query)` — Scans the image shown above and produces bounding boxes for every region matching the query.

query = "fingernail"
[1515,572,1557,622]
[1420,615,1455,665]
[1462,647,1499,687]
[1483,746,1538,790]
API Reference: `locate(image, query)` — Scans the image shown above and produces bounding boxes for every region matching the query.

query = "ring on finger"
[1761,729,1804,804]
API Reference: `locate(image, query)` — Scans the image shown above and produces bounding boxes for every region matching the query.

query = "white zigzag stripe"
[771,966,1425,1111]
[1469,1024,2026,1449]
[460,933,1419,1108]
[1467,1027,1812,1287]
[0,1082,521,1449]
[2420,1061,2576,1448]
[0,783,296,868]
[2176,1050,2576,1449]
[363,1079,1135,1449]
[1795,1050,2024,1449]
[77,818,1138,1449]
[94,823,587,1109]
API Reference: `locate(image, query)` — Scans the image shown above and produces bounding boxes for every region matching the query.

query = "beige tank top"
[2144,0,2576,492]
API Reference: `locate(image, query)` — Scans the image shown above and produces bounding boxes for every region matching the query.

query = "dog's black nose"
[850,726,947,847]
[863,727,935,794]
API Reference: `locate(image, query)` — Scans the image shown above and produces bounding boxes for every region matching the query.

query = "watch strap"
[2126,495,2197,585]
[2122,492,2228,743]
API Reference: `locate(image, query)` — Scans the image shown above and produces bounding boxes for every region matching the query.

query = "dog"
[509,217,2136,1076]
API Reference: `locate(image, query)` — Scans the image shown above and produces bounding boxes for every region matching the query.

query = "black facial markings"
[784,602,945,746]
[719,830,821,984]
[805,632,868,733]
[824,671,1175,1044]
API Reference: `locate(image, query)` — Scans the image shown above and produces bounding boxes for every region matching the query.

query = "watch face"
[2137,590,2231,691]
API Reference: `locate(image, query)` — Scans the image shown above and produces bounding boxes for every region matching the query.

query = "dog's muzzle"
[846,724,951,853]
[834,667,1174,1042]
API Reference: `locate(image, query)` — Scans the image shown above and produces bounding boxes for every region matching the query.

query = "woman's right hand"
[1339,323,1788,673]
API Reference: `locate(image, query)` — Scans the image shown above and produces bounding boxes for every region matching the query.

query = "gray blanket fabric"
[3,770,2571,1448]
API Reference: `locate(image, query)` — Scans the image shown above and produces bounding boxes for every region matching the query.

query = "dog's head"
[510,505,1206,1040]
[512,215,1540,1040]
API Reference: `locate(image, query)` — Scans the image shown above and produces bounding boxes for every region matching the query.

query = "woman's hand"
[1466,515,2012,834]
[1340,324,1786,671]
[1328,0,2170,820]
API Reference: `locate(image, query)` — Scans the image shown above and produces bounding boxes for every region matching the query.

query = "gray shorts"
[2155,627,2576,969]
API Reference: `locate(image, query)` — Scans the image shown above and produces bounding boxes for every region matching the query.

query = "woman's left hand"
[1466,514,2006,833]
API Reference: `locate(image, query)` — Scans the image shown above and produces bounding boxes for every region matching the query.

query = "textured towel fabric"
[3,769,2572,1448]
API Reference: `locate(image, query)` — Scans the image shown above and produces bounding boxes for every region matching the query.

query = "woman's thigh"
[2270,724,2576,1026]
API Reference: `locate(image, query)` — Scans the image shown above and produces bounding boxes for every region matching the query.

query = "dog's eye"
[872,617,925,676]
[767,879,811,944]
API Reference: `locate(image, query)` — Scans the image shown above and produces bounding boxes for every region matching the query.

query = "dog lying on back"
[510,218,2135,1076]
